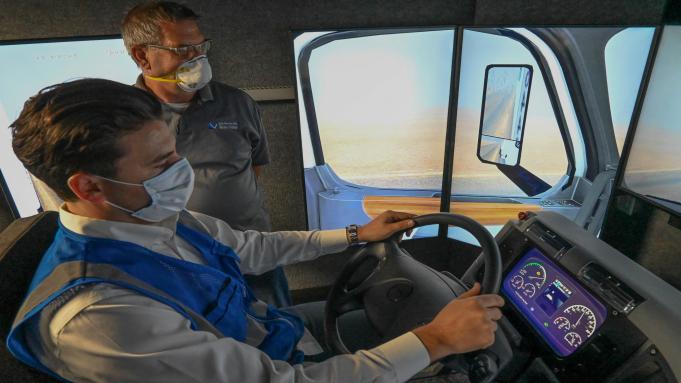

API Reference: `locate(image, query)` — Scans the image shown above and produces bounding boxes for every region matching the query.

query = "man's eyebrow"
[148,150,175,165]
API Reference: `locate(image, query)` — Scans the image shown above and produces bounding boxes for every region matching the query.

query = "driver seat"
[0,211,60,382]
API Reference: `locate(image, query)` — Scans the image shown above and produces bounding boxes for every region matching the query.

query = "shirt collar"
[58,204,179,247]
[134,74,214,104]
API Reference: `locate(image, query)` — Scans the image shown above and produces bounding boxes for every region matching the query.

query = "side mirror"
[477,65,533,167]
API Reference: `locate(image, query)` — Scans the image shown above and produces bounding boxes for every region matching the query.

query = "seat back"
[0,212,60,382]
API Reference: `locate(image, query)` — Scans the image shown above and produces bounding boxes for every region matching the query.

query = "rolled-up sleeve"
[186,211,349,275]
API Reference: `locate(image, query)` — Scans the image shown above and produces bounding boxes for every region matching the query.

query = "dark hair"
[10,78,163,200]
[121,1,200,55]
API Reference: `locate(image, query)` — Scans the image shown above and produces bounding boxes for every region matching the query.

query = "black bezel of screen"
[0,34,122,46]
[0,169,20,220]
[501,243,609,360]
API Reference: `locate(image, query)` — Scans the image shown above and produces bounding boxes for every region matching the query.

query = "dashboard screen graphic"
[502,248,608,357]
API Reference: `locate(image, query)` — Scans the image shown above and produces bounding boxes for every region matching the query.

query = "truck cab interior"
[0,1,680,382]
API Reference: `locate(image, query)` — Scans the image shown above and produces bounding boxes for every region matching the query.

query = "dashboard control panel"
[502,248,608,357]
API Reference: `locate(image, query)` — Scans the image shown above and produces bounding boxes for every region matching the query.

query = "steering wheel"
[324,213,511,382]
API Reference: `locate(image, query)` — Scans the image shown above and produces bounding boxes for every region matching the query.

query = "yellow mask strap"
[144,73,180,83]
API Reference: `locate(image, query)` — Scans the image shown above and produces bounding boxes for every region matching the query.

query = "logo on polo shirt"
[208,121,239,130]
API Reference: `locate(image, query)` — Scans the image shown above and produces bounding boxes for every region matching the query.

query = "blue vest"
[7,221,305,380]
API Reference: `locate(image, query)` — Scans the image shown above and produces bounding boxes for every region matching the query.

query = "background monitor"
[0,36,139,217]
[601,25,681,291]
[619,26,681,213]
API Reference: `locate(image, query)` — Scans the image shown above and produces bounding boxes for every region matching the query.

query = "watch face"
[347,224,360,243]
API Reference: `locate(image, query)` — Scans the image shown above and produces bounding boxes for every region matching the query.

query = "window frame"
[489,28,576,192]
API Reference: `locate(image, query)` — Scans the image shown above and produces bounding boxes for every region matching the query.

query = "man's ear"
[67,172,107,203]
[131,45,151,72]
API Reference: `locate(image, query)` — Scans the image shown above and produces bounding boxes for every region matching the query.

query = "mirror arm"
[496,164,551,196]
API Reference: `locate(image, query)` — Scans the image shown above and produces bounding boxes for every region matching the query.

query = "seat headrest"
[0,211,60,382]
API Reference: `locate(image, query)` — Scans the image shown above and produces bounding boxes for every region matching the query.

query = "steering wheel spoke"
[461,250,487,287]
[334,295,364,315]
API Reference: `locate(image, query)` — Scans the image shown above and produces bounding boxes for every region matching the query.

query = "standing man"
[121,1,289,306]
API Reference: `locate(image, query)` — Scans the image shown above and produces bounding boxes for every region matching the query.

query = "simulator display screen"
[0,37,138,217]
[293,27,653,245]
[622,26,681,213]
[293,29,454,237]
[612,25,681,291]
[502,248,608,357]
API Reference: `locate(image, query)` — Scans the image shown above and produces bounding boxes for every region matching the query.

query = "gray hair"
[121,1,199,59]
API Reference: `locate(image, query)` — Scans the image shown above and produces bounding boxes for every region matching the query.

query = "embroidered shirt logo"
[208,121,239,130]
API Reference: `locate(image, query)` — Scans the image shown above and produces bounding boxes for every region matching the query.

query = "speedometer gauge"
[562,304,597,337]
[518,262,547,290]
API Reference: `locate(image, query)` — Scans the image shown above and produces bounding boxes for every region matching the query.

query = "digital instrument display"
[502,248,608,357]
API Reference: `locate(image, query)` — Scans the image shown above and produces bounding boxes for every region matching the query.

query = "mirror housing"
[477,65,533,167]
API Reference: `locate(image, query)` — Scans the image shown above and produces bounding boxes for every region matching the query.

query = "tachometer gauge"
[511,275,524,289]
[563,305,598,337]
[564,332,583,348]
[553,316,571,332]
[518,262,547,290]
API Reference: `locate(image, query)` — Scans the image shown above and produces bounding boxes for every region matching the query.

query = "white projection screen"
[0,37,139,217]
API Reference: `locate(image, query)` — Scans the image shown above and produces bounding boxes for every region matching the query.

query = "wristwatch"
[346,224,361,245]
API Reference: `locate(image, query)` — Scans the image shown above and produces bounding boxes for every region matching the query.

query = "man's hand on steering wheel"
[357,210,416,243]
[328,212,510,381]
[412,282,505,362]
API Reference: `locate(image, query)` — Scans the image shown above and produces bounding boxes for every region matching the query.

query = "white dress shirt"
[26,206,431,382]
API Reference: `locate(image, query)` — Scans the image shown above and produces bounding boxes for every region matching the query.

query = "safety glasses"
[147,39,212,57]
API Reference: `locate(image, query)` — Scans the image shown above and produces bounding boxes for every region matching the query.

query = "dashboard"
[489,211,681,383]
[502,248,607,357]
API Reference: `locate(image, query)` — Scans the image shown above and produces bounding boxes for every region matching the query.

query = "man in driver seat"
[7,79,504,382]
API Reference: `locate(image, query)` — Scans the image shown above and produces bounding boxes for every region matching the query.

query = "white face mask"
[145,55,212,92]
[98,158,195,222]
